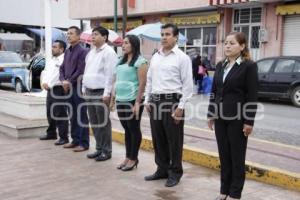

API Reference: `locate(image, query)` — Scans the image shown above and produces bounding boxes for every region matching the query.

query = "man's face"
[52,43,63,57]
[67,28,80,45]
[91,31,106,47]
[161,27,177,49]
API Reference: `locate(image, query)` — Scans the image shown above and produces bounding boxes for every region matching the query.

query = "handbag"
[198,65,206,75]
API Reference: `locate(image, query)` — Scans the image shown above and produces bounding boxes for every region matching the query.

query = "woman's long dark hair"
[119,34,141,67]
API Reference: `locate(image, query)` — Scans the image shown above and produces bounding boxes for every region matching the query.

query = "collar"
[158,45,179,56]
[52,53,64,60]
[69,42,80,51]
[95,43,108,52]
[223,55,243,66]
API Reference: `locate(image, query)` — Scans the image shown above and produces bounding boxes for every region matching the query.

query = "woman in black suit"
[207,32,258,200]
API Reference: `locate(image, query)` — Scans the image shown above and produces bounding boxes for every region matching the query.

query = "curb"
[111,129,300,192]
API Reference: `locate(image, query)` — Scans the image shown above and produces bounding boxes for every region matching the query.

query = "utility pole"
[44,0,52,70]
[122,0,127,38]
[114,0,118,52]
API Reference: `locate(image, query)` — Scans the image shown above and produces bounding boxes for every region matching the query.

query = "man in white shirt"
[40,40,69,146]
[82,26,118,161]
[144,24,193,187]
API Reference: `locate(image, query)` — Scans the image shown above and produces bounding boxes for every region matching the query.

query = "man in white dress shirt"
[82,26,118,161]
[144,24,193,187]
[40,40,69,146]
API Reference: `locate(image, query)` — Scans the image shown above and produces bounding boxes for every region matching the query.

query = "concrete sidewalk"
[109,111,300,191]
[0,134,299,200]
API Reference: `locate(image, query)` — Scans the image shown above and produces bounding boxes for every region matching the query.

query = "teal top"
[115,56,147,102]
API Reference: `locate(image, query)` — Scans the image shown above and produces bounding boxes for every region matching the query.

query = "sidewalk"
[0,133,299,200]
[110,111,300,191]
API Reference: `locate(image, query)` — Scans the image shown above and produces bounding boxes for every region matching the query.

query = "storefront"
[162,13,220,66]
[276,4,300,56]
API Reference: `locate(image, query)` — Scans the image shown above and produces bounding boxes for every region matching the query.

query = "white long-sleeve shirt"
[82,43,118,97]
[41,53,64,88]
[144,45,193,109]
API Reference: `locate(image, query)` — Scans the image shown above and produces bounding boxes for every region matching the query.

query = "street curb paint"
[111,129,300,192]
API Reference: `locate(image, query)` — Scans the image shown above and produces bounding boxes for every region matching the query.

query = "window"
[179,27,217,66]
[240,9,250,23]
[274,59,295,73]
[186,28,201,46]
[293,61,300,73]
[257,59,274,73]
[251,26,260,48]
[233,8,262,50]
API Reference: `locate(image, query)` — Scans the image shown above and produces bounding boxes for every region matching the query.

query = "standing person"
[207,32,258,200]
[40,40,68,145]
[59,26,89,152]
[114,35,148,171]
[83,26,118,161]
[192,54,201,85]
[144,23,193,187]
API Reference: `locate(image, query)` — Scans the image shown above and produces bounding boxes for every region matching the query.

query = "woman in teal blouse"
[115,35,148,171]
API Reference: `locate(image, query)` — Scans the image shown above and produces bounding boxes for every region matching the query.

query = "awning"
[27,27,67,42]
[0,33,33,41]
[276,4,300,16]
[161,13,220,25]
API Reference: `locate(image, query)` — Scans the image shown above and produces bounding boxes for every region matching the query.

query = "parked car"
[27,55,45,89]
[0,51,30,92]
[257,56,300,107]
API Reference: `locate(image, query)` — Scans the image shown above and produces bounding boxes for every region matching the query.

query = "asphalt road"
[185,94,300,146]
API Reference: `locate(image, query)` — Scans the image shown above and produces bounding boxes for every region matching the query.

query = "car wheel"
[15,79,24,93]
[291,86,300,107]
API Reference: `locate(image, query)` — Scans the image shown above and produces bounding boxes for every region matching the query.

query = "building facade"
[69,0,300,65]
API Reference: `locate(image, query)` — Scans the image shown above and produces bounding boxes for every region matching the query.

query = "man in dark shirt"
[59,26,89,152]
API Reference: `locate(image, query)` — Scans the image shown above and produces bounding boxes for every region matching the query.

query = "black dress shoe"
[87,151,102,159]
[54,139,69,145]
[40,135,57,140]
[95,152,111,161]
[144,172,168,181]
[165,177,180,187]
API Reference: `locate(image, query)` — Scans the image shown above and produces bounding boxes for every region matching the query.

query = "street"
[185,94,300,146]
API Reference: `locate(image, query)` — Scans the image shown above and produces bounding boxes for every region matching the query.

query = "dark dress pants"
[66,85,89,148]
[149,97,184,181]
[214,118,248,199]
[46,85,68,140]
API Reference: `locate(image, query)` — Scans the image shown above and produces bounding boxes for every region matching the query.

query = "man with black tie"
[144,23,193,187]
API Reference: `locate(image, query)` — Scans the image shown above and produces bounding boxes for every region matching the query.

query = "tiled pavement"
[0,134,299,200]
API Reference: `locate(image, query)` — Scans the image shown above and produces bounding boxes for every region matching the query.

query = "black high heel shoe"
[121,160,139,171]
[215,194,228,200]
[117,163,126,170]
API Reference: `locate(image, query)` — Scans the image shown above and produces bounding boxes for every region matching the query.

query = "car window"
[0,52,23,63]
[274,59,295,73]
[293,61,300,73]
[257,59,274,73]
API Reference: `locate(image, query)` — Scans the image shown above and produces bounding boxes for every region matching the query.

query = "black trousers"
[46,86,68,140]
[149,96,184,180]
[116,100,143,160]
[214,118,248,199]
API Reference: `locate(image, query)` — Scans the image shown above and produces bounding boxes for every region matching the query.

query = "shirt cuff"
[178,102,185,109]
[103,89,111,97]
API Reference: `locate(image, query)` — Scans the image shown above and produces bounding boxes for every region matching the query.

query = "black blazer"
[207,59,258,126]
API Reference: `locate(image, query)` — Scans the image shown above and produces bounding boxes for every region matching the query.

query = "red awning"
[209,0,249,6]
